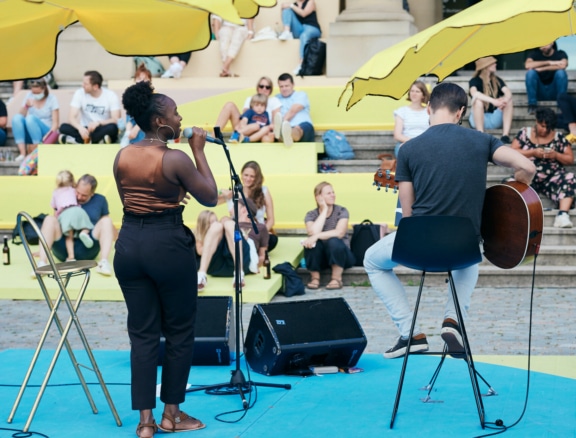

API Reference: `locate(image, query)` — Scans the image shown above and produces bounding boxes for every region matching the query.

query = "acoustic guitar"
[373,153,398,192]
[481,181,543,269]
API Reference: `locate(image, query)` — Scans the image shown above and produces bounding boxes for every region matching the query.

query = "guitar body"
[481,181,543,269]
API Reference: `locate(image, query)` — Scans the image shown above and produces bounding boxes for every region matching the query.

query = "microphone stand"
[186,127,290,409]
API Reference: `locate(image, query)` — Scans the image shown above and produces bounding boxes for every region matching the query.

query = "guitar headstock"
[373,168,398,192]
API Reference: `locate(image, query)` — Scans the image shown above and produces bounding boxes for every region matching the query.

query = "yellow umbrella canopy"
[0,0,245,81]
[234,0,277,18]
[342,0,576,109]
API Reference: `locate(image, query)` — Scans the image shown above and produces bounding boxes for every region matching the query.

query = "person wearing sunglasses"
[214,76,281,141]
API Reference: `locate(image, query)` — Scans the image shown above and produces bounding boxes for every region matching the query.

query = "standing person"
[211,15,254,77]
[274,73,315,147]
[393,80,430,157]
[525,41,568,114]
[11,78,60,162]
[50,170,94,261]
[278,0,322,75]
[59,70,121,144]
[214,76,281,138]
[231,94,273,143]
[510,107,576,228]
[37,174,116,276]
[160,52,191,79]
[114,80,217,436]
[219,161,278,251]
[468,56,514,144]
[364,82,536,359]
[302,181,355,290]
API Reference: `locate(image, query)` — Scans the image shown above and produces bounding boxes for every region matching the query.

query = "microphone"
[182,127,224,145]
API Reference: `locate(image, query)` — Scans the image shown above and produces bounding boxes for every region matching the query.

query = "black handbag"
[350,219,382,267]
[12,213,47,245]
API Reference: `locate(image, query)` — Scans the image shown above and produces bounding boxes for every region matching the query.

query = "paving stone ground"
[2,285,574,356]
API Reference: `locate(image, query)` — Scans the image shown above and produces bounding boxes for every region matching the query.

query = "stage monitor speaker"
[244,297,367,376]
[159,296,234,366]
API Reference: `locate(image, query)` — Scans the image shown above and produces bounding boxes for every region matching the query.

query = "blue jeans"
[525,69,568,106]
[0,128,6,146]
[363,232,479,339]
[11,113,50,145]
[282,8,321,59]
[469,108,503,130]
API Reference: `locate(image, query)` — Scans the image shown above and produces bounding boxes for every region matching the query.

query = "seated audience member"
[302,181,355,290]
[59,70,121,144]
[274,73,315,147]
[278,0,321,75]
[510,107,576,228]
[0,98,6,146]
[469,56,514,144]
[36,174,117,275]
[393,80,430,157]
[120,63,152,147]
[211,15,254,77]
[11,78,60,162]
[556,92,576,143]
[161,52,192,79]
[214,76,281,138]
[195,198,268,290]
[525,41,568,114]
[231,94,274,143]
[219,161,278,251]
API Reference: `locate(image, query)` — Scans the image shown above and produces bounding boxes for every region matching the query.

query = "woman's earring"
[157,124,175,141]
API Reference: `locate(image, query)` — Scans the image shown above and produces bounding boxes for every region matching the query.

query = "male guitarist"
[364,82,536,359]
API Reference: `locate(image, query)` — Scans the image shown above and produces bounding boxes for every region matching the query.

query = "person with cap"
[468,56,514,144]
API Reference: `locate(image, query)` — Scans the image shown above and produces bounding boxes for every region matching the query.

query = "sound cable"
[474,251,538,438]
[0,427,49,438]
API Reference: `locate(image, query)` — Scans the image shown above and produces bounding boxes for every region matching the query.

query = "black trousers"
[304,237,356,272]
[59,122,118,143]
[113,207,197,410]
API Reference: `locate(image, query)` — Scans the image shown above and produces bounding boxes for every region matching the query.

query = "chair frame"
[389,215,488,429]
[7,211,122,432]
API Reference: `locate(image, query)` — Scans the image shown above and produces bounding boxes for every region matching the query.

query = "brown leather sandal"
[325,278,343,290]
[136,420,158,437]
[158,411,206,433]
[306,277,320,289]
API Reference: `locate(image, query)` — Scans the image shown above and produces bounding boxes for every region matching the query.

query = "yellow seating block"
[178,86,405,132]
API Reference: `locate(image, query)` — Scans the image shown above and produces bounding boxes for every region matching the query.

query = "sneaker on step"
[15,154,25,163]
[79,232,94,248]
[198,271,207,291]
[31,260,48,279]
[554,213,573,228]
[103,134,112,144]
[96,259,112,276]
[273,113,283,140]
[293,65,302,76]
[229,131,240,143]
[278,30,293,41]
[565,133,576,144]
[171,63,183,79]
[59,134,77,144]
[441,318,465,358]
[281,121,293,147]
[383,334,429,359]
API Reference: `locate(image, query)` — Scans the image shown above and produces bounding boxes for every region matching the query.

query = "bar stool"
[389,215,486,429]
[7,211,122,432]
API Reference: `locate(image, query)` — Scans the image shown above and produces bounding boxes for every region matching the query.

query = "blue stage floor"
[0,350,574,437]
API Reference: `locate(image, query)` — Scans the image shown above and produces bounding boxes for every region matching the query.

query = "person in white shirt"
[58,70,121,144]
[393,80,430,157]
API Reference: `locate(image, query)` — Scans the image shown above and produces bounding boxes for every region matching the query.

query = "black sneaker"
[527,105,537,115]
[383,334,429,359]
[500,135,511,144]
[441,318,465,358]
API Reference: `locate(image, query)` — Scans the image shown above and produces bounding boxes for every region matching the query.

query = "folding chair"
[7,211,122,432]
[389,215,488,429]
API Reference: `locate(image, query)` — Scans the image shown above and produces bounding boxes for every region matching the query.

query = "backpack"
[298,38,326,77]
[350,219,383,266]
[323,130,355,160]
[272,262,305,297]
[12,213,47,245]
[133,56,165,77]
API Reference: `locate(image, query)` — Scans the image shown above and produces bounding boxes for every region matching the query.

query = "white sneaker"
[103,134,112,144]
[31,260,48,279]
[15,154,25,163]
[161,66,174,78]
[293,65,302,75]
[553,213,573,228]
[198,271,207,291]
[281,121,293,147]
[79,232,94,248]
[273,112,283,140]
[96,259,112,276]
[278,30,293,41]
[171,63,183,79]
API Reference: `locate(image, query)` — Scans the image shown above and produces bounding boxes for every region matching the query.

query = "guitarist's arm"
[398,181,415,218]
[492,145,536,185]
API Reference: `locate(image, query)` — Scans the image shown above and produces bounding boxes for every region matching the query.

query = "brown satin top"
[115,144,185,214]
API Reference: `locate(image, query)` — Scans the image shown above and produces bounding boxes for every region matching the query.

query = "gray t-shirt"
[396,123,502,238]
[305,204,350,246]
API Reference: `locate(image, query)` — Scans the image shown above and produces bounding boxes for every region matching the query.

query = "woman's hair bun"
[122,81,155,120]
